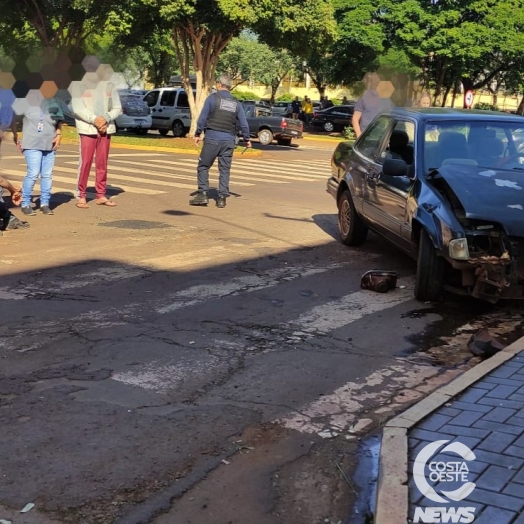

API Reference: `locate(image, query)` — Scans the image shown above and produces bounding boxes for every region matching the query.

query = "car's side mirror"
[383,158,409,177]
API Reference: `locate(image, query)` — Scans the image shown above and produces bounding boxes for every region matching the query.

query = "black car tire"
[172,120,187,138]
[415,230,444,302]
[323,121,335,132]
[258,129,273,145]
[337,190,368,246]
[158,129,169,136]
[277,137,292,146]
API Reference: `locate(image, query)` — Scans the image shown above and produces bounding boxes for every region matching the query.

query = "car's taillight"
[281,118,287,128]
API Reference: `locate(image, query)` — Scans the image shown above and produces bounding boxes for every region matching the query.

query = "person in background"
[18,98,63,216]
[71,75,122,208]
[190,73,251,209]
[352,72,394,138]
[342,96,349,105]
[291,96,301,120]
[0,88,18,151]
[0,175,29,235]
[302,96,313,128]
[417,92,432,108]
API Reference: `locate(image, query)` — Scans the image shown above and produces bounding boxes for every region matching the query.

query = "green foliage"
[343,125,356,141]
[218,34,273,87]
[474,102,500,112]
[231,90,260,101]
[277,93,295,102]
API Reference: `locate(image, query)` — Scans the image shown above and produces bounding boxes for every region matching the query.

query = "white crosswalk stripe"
[2,154,330,197]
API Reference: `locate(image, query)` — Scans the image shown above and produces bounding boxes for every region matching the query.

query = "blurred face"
[419,96,431,107]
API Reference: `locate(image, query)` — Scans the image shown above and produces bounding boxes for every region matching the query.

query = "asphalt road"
[0,138,522,524]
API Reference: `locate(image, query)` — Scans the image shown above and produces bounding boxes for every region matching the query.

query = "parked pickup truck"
[241,101,303,146]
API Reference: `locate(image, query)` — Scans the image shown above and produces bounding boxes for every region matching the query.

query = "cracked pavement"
[1,143,523,524]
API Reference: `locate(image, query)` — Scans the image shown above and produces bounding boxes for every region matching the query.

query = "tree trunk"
[442,84,452,107]
[516,95,524,115]
[172,24,233,137]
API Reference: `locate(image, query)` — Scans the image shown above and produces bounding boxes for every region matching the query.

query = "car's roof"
[388,107,524,123]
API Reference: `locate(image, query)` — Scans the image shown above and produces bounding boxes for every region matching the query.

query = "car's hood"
[436,164,524,236]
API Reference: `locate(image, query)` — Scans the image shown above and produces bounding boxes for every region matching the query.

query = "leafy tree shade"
[217,34,270,89]
[0,0,124,52]
[124,0,336,134]
[384,0,524,106]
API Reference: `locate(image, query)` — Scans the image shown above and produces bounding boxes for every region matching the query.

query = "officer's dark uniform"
[191,89,250,208]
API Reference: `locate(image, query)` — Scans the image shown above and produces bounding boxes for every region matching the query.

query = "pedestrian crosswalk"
[1,152,331,197]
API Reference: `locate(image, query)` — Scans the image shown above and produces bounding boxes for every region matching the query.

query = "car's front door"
[367,119,416,251]
[351,116,391,229]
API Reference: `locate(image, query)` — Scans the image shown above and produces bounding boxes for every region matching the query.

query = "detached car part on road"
[328,108,524,303]
[242,101,303,146]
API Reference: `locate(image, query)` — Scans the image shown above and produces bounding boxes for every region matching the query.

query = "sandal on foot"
[96,198,117,207]
[76,200,89,209]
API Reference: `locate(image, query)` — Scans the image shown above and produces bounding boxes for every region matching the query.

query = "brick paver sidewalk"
[408,352,524,524]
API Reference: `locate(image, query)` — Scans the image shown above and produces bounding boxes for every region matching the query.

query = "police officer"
[190,73,251,208]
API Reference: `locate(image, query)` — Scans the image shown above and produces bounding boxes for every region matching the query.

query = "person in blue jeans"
[19,98,63,216]
[190,73,251,208]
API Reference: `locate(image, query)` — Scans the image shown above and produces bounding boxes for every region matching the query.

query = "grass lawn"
[60,125,257,154]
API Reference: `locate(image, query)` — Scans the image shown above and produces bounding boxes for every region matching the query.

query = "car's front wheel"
[258,129,273,145]
[172,120,187,138]
[337,190,368,246]
[415,230,444,301]
[323,121,335,132]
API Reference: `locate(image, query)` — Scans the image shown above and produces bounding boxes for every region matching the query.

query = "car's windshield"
[423,120,524,172]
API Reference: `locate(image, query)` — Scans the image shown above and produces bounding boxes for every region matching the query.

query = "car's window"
[336,106,354,116]
[382,120,415,165]
[144,91,159,107]
[177,92,189,108]
[423,120,524,172]
[354,116,391,161]
[160,90,176,107]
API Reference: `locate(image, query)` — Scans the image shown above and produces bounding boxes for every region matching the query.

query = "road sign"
[464,90,474,109]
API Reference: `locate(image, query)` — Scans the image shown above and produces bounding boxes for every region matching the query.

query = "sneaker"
[40,205,54,215]
[21,206,36,216]
[216,196,226,208]
[189,191,209,206]
[6,215,30,230]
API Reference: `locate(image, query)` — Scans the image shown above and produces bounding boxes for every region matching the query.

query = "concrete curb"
[374,334,524,524]
[60,139,263,157]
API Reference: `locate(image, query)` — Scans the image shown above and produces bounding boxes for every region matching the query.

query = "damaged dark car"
[328,108,524,303]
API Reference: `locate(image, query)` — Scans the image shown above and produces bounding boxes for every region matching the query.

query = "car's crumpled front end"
[428,164,524,302]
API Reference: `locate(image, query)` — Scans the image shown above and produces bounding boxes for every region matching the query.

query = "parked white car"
[143,87,195,137]
[115,92,152,134]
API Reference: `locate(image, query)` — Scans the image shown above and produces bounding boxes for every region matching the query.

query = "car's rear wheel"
[415,230,444,301]
[337,190,368,246]
[158,129,169,136]
[258,129,273,145]
[277,137,292,146]
[172,120,187,138]
[323,121,335,132]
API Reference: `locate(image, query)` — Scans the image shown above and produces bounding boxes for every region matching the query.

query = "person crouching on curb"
[0,175,29,235]
[190,73,251,208]
[19,98,64,216]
